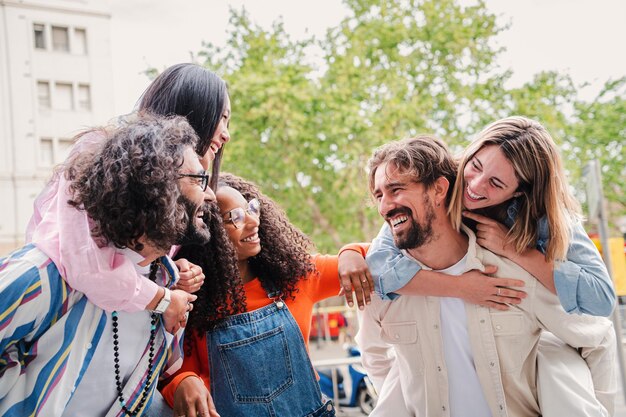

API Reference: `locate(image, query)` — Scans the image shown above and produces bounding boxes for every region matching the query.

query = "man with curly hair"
[0,114,215,416]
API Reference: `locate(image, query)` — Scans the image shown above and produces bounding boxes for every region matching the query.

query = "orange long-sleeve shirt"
[160,252,351,406]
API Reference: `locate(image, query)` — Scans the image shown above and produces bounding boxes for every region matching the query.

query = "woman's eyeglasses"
[224,198,261,229]
[178,171,210,192]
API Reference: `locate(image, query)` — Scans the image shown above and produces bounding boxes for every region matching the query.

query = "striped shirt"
[0,244,183,417]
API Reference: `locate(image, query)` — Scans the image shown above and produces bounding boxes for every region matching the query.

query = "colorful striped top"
[0,244,183,417]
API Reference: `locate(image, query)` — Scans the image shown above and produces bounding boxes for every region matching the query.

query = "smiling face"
[217,186,262,261]
[176,146,216,245]
[200,95,231,168]
[462,144,521,211]
[372,162,436,250]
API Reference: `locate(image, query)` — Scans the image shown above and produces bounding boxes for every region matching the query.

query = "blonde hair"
[449,116,580,261]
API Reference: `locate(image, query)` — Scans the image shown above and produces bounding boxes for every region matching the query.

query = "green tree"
[569,77,626,229]
[193,1,625,251]
[197,1,514,251]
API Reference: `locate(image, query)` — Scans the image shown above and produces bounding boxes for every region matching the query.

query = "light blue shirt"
[366,200,616,316]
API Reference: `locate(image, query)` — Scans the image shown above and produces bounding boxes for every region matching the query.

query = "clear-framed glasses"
[178,171,210,192]
[224,198,261,229]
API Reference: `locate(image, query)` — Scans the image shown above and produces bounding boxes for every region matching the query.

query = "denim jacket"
[367,199,616,316]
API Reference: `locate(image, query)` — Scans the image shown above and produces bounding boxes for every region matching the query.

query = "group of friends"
[0,63,618,417]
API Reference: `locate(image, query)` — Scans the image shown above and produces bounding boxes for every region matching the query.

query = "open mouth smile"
[241,233,259,243]
[466,185,486,202]
[390,216,408,228]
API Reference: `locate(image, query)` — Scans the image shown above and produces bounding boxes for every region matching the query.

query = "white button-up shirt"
[357,226,615,417]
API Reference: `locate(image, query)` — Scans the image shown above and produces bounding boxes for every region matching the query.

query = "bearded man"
[0,114,214,416]
[355,136,616,417]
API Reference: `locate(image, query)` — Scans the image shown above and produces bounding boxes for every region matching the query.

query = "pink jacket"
[25,130,158,312]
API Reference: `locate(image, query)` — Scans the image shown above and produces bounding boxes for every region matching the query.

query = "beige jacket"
[357,226,615,417]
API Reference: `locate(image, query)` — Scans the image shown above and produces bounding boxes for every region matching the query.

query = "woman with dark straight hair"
[26,63,231,334]
[139,63,231,187]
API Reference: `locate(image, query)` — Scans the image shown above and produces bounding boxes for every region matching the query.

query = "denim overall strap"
[206,299,335,417]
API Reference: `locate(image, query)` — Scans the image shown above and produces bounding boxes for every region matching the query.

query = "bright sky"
[109,0,626,115]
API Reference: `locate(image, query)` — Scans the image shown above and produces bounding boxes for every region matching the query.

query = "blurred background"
[1,0,624,255]
[1,0,625,414]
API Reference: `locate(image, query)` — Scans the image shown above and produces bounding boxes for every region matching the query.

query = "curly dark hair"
[66,113,198,253]
[177,172,317,332]
[220,173,317,299]
[176,202,246,334]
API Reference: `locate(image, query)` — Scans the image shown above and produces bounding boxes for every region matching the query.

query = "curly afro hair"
[177,172,318,332]
[219,173,317,300]
[66,113,197,253]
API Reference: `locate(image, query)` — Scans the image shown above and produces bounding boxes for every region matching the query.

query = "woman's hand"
[463,211,515,258]
[163,289,196,334]
[458,266,527,311]
[174,258,205,294]
[338,250,374,310]
[173,376,220,417]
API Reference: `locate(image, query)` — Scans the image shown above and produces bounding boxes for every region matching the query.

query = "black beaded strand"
[112,260,160,416]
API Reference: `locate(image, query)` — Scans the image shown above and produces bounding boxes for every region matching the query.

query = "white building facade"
[0,0,114,253]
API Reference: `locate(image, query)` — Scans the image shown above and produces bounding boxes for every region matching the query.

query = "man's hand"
[163,290,196,334]
[174,258,205,294]
[338,250,374,310]
[173,376,220,417]
[458,266,527,311]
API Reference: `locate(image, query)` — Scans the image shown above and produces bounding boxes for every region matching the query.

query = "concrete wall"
[0,0,114,252]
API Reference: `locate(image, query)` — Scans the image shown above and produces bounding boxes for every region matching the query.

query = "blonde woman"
[340,116,616,415]
[346,116,614,316]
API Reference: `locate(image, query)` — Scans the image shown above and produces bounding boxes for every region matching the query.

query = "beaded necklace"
[112,260,160,415]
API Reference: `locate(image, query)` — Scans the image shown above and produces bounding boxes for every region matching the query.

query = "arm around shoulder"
[366,223,422,299]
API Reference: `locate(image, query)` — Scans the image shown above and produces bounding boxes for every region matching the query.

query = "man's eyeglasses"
[178,171,210,192]
[223,198,261,229]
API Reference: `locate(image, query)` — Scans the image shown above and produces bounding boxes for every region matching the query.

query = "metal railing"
[312,356,366,414]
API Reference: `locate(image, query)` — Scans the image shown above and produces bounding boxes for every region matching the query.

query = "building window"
[40,138,54,166]
[78,84,91,110]
[34,23,46,49]
[57,138,74,162]
[37,81,51,109]
[74,28,87,55]
[40,137,76,166]
[55,82,73,110]
[51,26,69,52]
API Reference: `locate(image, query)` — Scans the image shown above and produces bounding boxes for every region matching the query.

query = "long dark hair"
[138,63,228,160]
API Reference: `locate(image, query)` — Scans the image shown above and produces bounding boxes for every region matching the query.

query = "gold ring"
[497,288,501,296]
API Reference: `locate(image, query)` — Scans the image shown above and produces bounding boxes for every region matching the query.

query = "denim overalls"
[206,290,335,417]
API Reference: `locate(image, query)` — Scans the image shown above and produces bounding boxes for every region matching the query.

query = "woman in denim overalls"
[159,174,363,416]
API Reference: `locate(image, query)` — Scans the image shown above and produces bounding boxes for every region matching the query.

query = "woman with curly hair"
[159,173,362,417]
[25,63,231,334]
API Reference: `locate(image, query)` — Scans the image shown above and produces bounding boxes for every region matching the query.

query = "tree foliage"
[194,1,625,251]
[569,78,626,224]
